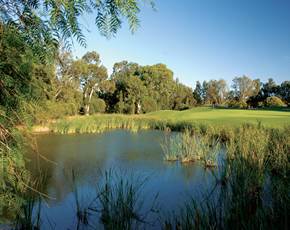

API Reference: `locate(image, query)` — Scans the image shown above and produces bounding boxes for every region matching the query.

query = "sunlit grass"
[33,107,290,134]
[147,107,290,128]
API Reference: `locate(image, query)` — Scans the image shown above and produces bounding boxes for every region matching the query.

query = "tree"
[72,51,108,115]
[141,64,175,110]
[277,81,290,106]
[262,78,277,98]
[216,79,228,104]
[172,81,196,110]
[193,81,203,104]
[202,79,228,106]
[205,80,218,106]
[0,0,153,47]
[111,61,145,113]
[265,96,286,107]
[232,76,259,102]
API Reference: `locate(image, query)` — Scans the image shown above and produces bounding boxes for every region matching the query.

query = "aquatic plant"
[161,129,220,166]
[163,124,289,229]
[14,195,42,230]
[199,135,220,168]
[161,132,182,161]
[89,169,155,230]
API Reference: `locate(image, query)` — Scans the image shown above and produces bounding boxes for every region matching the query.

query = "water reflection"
[25,130,216,229]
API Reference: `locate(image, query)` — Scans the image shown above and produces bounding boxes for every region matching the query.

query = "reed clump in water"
[161,132,182,161]
[161,129,220,167]
[91,169,155,230]
[164,124,289,229]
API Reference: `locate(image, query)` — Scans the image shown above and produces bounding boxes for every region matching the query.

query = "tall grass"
[48,115,160,134]
[69,169,158,230]
[95,170,148,230]
[14,195,42,230]
[161,132,182,161]
[161,129,220,167]
[164,124,289,229]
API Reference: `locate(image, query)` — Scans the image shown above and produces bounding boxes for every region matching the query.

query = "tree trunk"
[84,84,97,115]
[136,101,142,114]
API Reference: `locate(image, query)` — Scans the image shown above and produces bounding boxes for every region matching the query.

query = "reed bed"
[161,129,220,167]
[164,125,290,230]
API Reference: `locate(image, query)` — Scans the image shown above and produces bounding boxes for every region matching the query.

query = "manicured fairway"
[145,107,290,128]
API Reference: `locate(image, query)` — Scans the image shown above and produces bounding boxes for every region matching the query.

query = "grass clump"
[161,129,220,167]
[69,169,157,230]
[164,124,289,229]
[161,132,181,161]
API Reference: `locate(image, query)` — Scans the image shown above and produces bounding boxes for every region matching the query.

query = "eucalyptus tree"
[111,61,146,113]
[72,51,108,115]
[216,79,228,104]
[232,76,260,103]
[141,64,175,109]
[172,81,196,110]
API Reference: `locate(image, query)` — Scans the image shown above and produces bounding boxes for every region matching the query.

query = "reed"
[14,195,42,230]
[91,169,152,230]
[161,129,220,167]
[164,124,289,229]
[161,132,182,161]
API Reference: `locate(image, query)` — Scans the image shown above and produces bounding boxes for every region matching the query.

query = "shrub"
[265,96,286,107]
[142,97,158,113]
[90,98,106,114]
[227,100,248,109]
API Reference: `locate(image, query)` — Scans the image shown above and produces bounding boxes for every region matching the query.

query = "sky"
[73,0,290,88]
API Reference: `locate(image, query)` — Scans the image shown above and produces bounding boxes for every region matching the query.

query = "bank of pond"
[2,123,289,229]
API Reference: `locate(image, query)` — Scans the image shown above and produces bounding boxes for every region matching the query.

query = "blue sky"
[73,0,290,88]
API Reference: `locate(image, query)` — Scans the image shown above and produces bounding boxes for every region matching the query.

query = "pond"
[26,130,216,229]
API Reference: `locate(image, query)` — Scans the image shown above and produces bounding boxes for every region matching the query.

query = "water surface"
[26,130,215,229]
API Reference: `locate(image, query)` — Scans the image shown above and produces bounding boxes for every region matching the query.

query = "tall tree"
[72,51,108,115]
[232,76,259,102]
[278,81,290,106]
[193,81,203,104]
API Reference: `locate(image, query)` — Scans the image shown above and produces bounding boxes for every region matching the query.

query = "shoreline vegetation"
[5,108,290,229]
[12,121,290,229]
[31,107,290,134]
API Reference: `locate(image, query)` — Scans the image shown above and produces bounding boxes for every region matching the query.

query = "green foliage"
[165,125,289,230]
[265,96,286,107]
[193,81,203,104]
[109,61,196,113]
[142,97,158,113]
[227,100,248,109]
[161,128,220,166]
[0,122,30,223]
[90,98,107,114]
[0,0,154,47]
[96,170,147,229]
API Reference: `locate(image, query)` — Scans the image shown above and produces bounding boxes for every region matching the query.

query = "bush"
[265,96,286,107]
[142,97,158,113]
[227,100,247,109]
[90,98,106,114]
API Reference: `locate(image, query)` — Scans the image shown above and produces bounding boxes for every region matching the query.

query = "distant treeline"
[1,39,289,124]
[34,50,289,119]
[193,77,289,109]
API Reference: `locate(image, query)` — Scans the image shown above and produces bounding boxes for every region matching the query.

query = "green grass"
[146,107,290,128]
[33,106,290,134]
